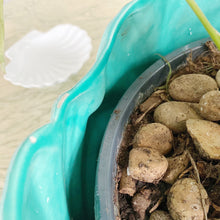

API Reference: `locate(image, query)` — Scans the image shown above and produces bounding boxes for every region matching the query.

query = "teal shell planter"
[1,0,220,219]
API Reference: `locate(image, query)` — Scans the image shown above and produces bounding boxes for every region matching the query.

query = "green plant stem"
[186,0,220,50]
[0,0,4,72]
[156,54,172,93]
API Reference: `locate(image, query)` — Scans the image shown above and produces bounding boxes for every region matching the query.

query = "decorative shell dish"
[4,24,92,88]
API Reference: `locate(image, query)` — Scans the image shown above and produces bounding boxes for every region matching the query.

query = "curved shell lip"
[4,24,92,88]
[3,72,75,88]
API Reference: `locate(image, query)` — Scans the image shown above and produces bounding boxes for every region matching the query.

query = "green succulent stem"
[186,0,220,50]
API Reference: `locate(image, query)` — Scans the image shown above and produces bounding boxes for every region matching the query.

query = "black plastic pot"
[95,38,210,220]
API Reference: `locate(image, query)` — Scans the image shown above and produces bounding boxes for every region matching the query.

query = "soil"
[116,41,220,220]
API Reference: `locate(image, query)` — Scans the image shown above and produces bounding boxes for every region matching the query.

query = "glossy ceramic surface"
[1,0,220,219]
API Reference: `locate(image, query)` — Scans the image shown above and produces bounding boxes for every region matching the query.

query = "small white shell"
[4,24,92,88]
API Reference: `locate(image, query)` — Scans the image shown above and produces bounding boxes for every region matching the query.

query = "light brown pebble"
[186,119,220,160]
[154,101,201,133]
[129,147,168,183]
[149,210,172,220]
[167,178,209,220]
[133,123,173,155]
[199,90,220,121]
[169,74,218,102]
